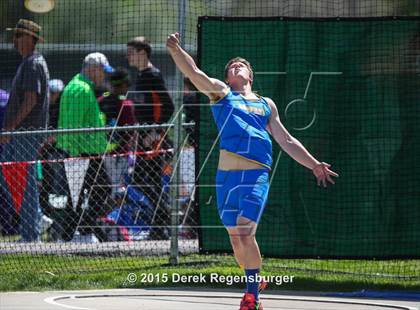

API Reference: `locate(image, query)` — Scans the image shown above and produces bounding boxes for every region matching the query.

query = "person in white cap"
[55,52,113,242]
[56,52,113,156]
[47,79,64,128]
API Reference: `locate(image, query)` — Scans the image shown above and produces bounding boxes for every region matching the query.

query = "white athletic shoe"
[71,230,99,243]
[41,215,53,233]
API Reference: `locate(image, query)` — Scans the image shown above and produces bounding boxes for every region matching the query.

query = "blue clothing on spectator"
[0,89,9,154]
[0,89,8,129]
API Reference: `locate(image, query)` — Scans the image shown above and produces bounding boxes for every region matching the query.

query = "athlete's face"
[226,62,252,85]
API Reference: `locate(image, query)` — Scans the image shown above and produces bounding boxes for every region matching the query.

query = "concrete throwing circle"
[39,290,419,310]
[2,289,419,310]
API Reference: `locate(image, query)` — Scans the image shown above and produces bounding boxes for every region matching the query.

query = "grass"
[1,254,419,292]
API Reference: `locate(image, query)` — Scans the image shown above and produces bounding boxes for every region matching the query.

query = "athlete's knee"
[239,234,255,247]
[236,228,255,242]
[229,234,242,249]
[236,216,256,237]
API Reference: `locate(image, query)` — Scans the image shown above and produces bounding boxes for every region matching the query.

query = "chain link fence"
[1,0,419,285]
[0,122,198,254]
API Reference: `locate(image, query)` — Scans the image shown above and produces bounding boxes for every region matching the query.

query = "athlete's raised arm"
[166,32,228,101]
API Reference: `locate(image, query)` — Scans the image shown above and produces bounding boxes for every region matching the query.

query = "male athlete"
[167,32,338,310]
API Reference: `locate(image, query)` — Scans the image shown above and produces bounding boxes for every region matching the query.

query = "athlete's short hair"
[224,57,254,83]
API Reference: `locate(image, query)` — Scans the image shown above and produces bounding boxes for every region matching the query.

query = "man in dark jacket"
[127,36,174,124]
[127,37,174,239]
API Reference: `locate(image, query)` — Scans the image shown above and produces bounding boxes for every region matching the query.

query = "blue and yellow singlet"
[211,90,272,169]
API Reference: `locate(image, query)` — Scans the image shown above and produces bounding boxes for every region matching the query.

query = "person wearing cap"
[99,67,137,151]
[48,79,64,129]
[56,52,113,157]
[56,52,113,240]
[0,19,50,242]
[98,68,137,198]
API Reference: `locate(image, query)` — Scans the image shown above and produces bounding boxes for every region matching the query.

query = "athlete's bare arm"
[166,32,228,101]
[265,97,338,187]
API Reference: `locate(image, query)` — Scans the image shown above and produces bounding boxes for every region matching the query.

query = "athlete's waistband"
[220,149,271,170]
[217,168,270,173]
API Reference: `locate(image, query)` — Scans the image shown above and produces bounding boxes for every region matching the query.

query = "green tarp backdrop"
[198,17,420,258]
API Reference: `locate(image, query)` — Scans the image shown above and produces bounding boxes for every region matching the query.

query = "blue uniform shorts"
[216,169,270,227]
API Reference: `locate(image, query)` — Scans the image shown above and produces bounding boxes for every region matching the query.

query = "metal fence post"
[170,0,187,266]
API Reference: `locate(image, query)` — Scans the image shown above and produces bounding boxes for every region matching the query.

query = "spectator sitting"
[99,67,137,152]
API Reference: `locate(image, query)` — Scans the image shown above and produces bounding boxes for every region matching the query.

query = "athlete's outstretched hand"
[312,162,338,187]
[166,32,180,54]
